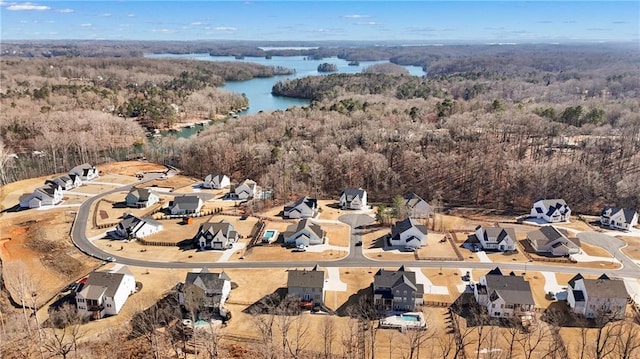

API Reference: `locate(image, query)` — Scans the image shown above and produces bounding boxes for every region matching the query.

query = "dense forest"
[1,43,639,215]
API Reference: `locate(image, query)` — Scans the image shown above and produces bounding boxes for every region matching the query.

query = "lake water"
[145,53,425,116]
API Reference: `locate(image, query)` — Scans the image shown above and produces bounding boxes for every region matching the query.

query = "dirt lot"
[97,161,166,176]
[145,176,199,191]
[581,242,613,258]
[421,268,466,303]
[620,235,640,260]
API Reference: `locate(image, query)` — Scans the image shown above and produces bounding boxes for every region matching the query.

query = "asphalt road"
[70,176,639,279]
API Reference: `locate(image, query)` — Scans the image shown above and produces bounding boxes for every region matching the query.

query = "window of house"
[492,304,495,308]
[106,304,111,308]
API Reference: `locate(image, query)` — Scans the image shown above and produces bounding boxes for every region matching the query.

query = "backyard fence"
[137,237,180,247]
[423,300,451,308]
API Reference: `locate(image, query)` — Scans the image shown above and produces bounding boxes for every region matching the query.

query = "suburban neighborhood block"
[527,225,581,256]
[566,273,629,320]
[530,198,571,223]
[75,266,136,320]
[474,267,534,319]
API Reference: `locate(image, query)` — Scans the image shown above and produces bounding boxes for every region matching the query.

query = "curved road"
[71,178,640,279]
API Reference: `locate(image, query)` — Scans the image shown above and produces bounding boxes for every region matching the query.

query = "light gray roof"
[204,174,228,185]
[286,219,324,239]
[528,226,579,248]
[485,272,534,305]
[404,193,431,210]
[581,276,629,299]
[172,195,201,211]
[196,221,235,239]
[79,270,129,300]
[480,226,516,242]
[70,163,96,176]
[373,266,424,295]
[128,187,155,201]
[287,267,325,289]
[341,188,365,201]
[184,271,230,292]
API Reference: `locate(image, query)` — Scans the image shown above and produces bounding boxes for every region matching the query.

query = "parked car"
[403,247,416,252]
[106,256,116,262]
[293,244,306,252]
[355,241,363,246]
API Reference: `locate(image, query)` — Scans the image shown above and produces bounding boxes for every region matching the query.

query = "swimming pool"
[264,230,276,238]
[262,229,279,243]
[401,314,420,322]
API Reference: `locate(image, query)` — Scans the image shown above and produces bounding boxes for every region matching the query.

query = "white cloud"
[342,14,370,19]
[356,21,381,26]
[7,2,51,11]
[80,23,92,27]
[152,28,176,33]
[56,8,74,13]
[99,13,112,17]
[215,26,236,31]
[127,13,135,17]
[191,21,203,26]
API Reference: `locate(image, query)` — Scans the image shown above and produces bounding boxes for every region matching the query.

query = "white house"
[283,196,319,219]
[527,226,581,256]
[475,225,516,251]
[193,220,238,250]
[170,195,203,215]
[287,265,325,305]
[75,266,136,319]
[530,199,571,223]
[69,163,98,181]
[179,269,232,313]
[339,188,367,210]
[203,174,230,189]
[125,187,159,208]
[231,179,258,200]
[19,184,63,208]
[390,217,427,249]
[474,267,535,319]
[600,206,638,231]
[114,214,163,239]
[46,175,79,191]
[566,273,628,320]
[404,193,433,219]
[283,219,325,247]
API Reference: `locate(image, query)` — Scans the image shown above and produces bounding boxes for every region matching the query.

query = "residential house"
[339,188,367,210]
[193,220,238,250]
[287,265,325,305]
[232,179,258,200]
[69,163,98,181]
[46,174,79,191]
[170,195,203,215]
[600,206,638,231]
[125,187,160,208]
[19,184,63,208]
[404,193,433,219]
[475,226,517,252]
[179,269,232,313]
[283,196,319,219]
[114,214,163,239]
[75,266,136,319]
[389,217,427,249]
[68,173,83,187]
[527,226,581,256]
[283,219,325,247]
[567,273,628,320]
[373,266,424,311]
[203,174,230,189]
[474,267,535,319]
[530,199,571,223]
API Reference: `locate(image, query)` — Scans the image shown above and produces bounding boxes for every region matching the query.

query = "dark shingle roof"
[391,218,428,238]
[373,266,423,296]
[287,267,325,289]
[197,221,234,238]
[341,188,365,201]
[601,206,638,225]
[288,219,324,239]
[184,271,230,292]
[481,227,516,242]
[119,214,162,230]
[284,196,318,212]
[172,195,201,211]
[485,272,534,305]
[79,268,131,299]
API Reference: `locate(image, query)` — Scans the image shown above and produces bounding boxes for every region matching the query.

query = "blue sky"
[1,1,638,43]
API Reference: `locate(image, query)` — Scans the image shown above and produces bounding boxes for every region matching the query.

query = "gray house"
[567,273,629,320]
[179,269,232,313]
[170,195,203,215]
[339,188,367,210]
[283,219,325,247]
[474,267,535,318]
[404,193,433,219]
[283,196,319,219]
[193,220,238,250]
[373,266,424,312]
[287,265,325,305]
[528,226,581,256]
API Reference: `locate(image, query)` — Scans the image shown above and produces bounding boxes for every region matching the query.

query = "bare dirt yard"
[620,235,640,260]
[97,161,166,176]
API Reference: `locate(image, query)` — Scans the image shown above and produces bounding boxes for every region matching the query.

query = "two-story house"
[474,267,535,319]
[600,206,638,231]
[389,217,427,249]
[287,265,325,305]
[125,187,160,208]
[114,214,163,239]
[283,196,319,219]
[530,199,571,223]
[373,266,424,312]
[203,174,230,189]
[19,184,63,208]
[69,163,98,181]
[179,269,232,314]
[170,195,203,215]
[193,220,239,250]
[339,188,367,210]
[567,273,629,320]
[474,225,516,252]
[527,226,581,257]
[404,193,433,219]
[75,266,136,320]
